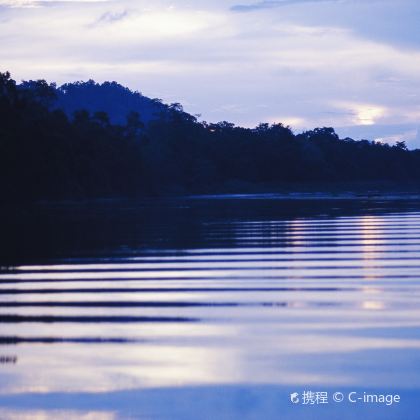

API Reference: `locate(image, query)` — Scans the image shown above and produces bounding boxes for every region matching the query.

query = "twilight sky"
[1,0,420,146]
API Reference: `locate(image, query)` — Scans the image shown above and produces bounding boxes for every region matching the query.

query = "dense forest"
[0,71,419,203]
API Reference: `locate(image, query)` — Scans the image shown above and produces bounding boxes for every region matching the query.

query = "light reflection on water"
[0,410,116,420]
[0,198,420,419]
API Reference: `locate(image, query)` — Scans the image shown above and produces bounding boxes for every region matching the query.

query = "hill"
[1,71,419,203]
[20,79,169,125]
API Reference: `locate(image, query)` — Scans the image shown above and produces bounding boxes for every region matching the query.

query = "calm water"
[1,195,420,419]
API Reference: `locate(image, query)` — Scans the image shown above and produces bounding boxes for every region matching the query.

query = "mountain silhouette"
[20,79,170,125]
[1,71,419,203]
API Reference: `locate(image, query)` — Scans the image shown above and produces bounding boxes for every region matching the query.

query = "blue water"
[0,196,419,419]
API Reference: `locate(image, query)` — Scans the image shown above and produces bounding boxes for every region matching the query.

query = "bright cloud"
[333,102,388,126]
[0,0,108,6]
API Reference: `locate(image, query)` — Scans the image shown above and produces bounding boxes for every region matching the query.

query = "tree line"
[0,71,418,203]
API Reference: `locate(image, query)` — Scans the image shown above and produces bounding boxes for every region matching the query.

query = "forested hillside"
[1,72,418,202]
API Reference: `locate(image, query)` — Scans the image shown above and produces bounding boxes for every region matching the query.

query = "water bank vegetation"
[0,72,418,202]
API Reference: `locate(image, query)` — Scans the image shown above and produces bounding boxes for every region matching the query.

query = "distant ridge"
[1,71,419,203]
[21,79,170,125]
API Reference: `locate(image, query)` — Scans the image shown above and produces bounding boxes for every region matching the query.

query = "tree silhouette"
[0,71,418,204]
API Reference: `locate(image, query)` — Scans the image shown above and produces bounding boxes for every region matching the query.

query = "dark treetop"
[0,71,418,203]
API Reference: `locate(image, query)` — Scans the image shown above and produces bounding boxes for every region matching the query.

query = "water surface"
[0,196,420,419]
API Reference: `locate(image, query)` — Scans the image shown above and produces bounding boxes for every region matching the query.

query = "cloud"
[231,0,340,12]
[1,0,420,146]
[0,0,110,8]
[336,124,420,148]
[332,102,388,126]
[96,9,129,25]
[231,0,420,50]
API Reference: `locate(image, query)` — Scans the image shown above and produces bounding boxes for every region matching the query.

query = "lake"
[0,195,420,419]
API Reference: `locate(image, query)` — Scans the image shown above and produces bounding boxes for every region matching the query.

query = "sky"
[1,0,420,146]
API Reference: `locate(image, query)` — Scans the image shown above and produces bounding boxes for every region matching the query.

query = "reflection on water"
[0,410,116,420]
[0,196,420,419]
